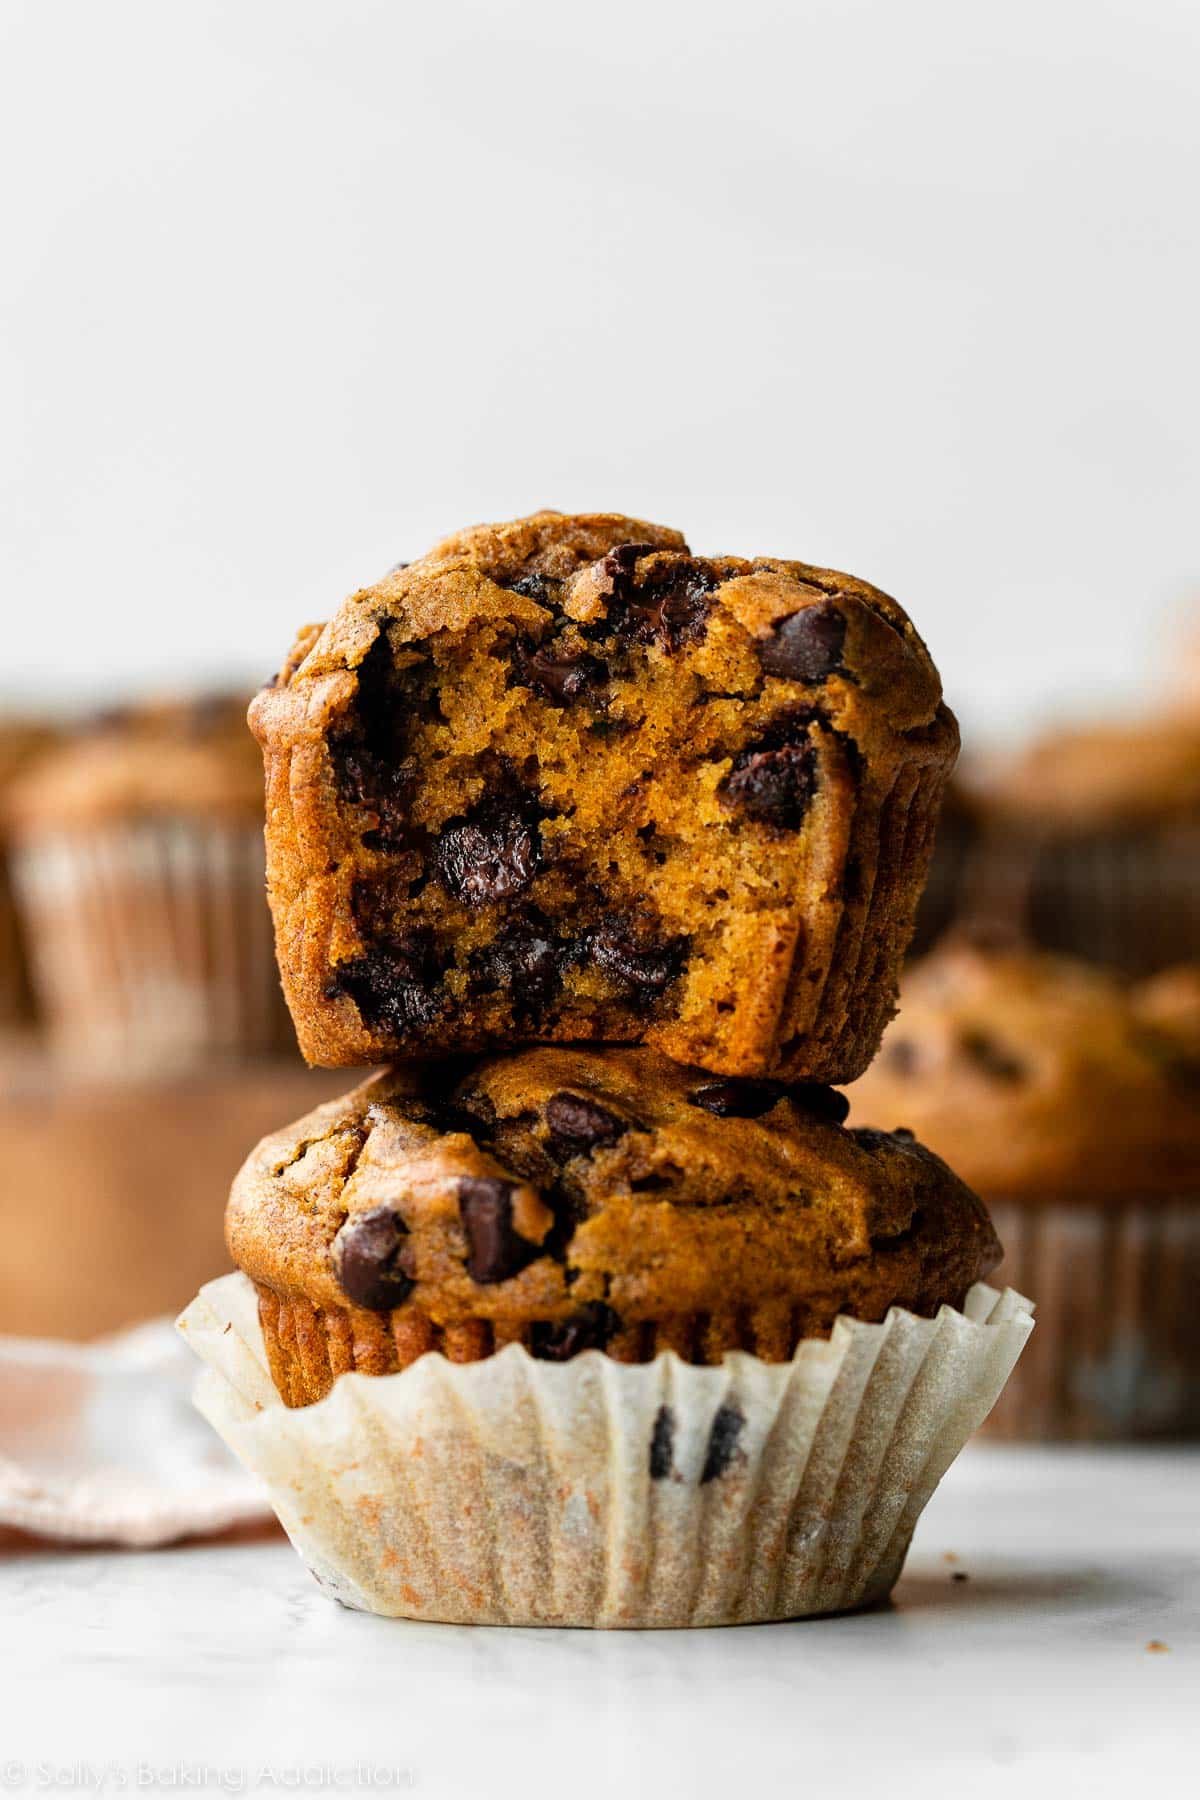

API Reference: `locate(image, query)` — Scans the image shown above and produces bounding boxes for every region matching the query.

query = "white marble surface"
[2,1445,1196,1799]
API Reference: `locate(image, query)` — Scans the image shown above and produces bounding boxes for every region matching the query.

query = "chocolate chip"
[689,1079,786,1118]
[720,741,816,830]
[467,921,570,1014]
[601,541,659,584]
[649,1405,676,1479]
[458,1176,543,1284]
[959,1029,1026,1084]
[602,546,717,651]
[700,1403,746,1483]
[387,559,410,574]
[329,631,427,847]
[757,600,846,682]
[884,1037,921,1076]
[434,803,541,907]
[588,920,688,996]
[329,932,446,1038]
[852,1125,919,1157]
[332,1206,415,1311]
[788,1083,851,1125]
[545,1091,629,1151]
[523,645,608,705]
[528,1303,620,1361]
[507,572,563,605]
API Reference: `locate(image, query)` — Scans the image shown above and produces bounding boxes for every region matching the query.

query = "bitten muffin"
[964,713,1200,976]
[6,694,292,1071]
[848,936,1200,1437]
[225,1045,1001,1408]
[0,719,59,1025]
[251,511,958,1083]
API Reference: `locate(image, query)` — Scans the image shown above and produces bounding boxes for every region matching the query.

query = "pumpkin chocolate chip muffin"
[964,712,1200,977]
[7,693,292,1072]
[250,510,958,1083]
[848,935,1200,1438]
[225,1044,1000,1408]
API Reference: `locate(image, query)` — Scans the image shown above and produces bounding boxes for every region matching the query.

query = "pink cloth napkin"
[0,1316,269,1546]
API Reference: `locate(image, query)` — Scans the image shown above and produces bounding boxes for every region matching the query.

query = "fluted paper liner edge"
[178,1273,1034,1628]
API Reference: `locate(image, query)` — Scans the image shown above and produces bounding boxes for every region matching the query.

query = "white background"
[3,0,1199,741]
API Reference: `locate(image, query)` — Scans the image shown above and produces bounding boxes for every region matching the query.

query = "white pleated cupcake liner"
[11,820,292,1072]
[178,1272,1034,1629]
[984,1195,1200,1440]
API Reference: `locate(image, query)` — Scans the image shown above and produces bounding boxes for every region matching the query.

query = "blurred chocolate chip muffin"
[848,935,1200,1438]
[226,1046,1000,1407]
[250,510,958,1083]
[964,712,1200,977]
[6,693,293,1073]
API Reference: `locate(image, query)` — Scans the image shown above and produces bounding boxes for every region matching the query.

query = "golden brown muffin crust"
[227,1046,1000,1405]
[847,937,1200,1198]
[251,510,957,1081]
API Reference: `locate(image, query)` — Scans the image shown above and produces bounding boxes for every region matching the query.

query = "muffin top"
[968,714,1200,832]
[6,693,264,831]
[847,937,1200,1197]
[256,508,950,754]
[226,1045,999,1342]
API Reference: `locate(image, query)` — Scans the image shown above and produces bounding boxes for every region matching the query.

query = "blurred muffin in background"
[964,711,1200,976]
[5,693,293,1075]
[847,933,1200,1440]
[0,718,60,1027]
[907,775,982,957]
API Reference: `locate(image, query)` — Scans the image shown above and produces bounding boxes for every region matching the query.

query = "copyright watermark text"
[0,1766,414,1795]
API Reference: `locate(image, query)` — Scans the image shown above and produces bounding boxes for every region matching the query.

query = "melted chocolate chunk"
[649,1405,676,1480]
[328,931,445,1038]
[757,600,846,682]
[329,631,425,849]
[332,1205,415,1311]
[601,545,717,651]
[528,1303,620,1361]
[467,920,571,1015]
[700,1402,746,1483]
[720,740,816,830]
[959,1029,1026,1084]
[545,1091,629,1151]
[522,644,608,705]
[689,1079,786,1119]
[790,1083,851,1125]
[457,1175,543,1284]
[588,919,688,996]
[434,801,541,907]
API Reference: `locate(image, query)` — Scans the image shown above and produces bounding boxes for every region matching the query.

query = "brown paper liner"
[179,1272,1033,1628]
[11,821,294,1072]
[983,1195,1200,1440]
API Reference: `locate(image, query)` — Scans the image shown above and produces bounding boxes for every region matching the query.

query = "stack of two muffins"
[181,512,1032,1627]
